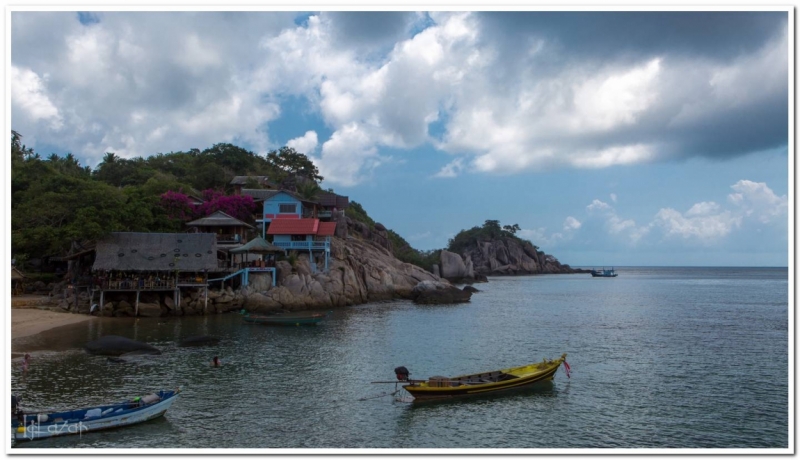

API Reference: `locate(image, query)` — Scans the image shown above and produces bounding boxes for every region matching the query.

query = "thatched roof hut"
[229,237,285,254]
[93,233,218,272]
[11,266,25,281]
[186,210,254,229]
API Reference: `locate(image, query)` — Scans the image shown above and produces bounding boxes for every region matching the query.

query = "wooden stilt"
[204,285,208,314]
[100,290,104,312]
[135,290,140,316]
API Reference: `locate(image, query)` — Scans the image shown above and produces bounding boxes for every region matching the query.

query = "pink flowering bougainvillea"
[159,190,195,221]
[160,189,257,223]
[197,193,257,222]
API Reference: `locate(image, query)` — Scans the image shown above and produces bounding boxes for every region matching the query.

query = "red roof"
[267,219,319,235]
[316,222,337,236]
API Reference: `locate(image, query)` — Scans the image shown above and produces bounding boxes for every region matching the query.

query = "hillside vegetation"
[10,131,444,274]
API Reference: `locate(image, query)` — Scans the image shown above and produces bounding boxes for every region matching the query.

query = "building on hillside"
[241,189,320,238]
[11,266,26,296]
[186,210,256,269]
[186,194,205,206]
[230,176,277,195]
[316,190,349,220]
[186,210,254,247]
[91,232,220,315]
[267,219,336,272]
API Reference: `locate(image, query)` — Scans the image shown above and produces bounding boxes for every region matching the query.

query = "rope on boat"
[358,389,400,401]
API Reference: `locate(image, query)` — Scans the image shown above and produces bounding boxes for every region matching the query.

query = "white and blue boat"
[590,267,618,278]
[11,389,180,442]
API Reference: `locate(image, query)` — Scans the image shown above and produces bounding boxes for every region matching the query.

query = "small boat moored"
[590,267,618,277]
[388,354,570,401]
[12,389,180,442]
[242,311,330,326]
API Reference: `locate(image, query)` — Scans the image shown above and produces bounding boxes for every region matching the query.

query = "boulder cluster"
[436,237,583,283]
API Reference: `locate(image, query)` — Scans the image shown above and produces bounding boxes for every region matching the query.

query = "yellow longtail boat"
[393,354,569,401]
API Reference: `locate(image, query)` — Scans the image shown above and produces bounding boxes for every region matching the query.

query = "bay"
[11,267,789,449]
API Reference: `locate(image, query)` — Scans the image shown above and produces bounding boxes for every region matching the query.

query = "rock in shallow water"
[84,335,161,356]
[411,280,472,304]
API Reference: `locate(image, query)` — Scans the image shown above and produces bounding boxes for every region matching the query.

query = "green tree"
[296,181,322,201]
[266,147,323,182]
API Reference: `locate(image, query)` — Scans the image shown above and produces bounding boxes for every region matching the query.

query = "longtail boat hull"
[401,354,567,401]
[11,389,179,442]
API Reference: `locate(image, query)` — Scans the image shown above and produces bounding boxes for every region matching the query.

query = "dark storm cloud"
[322,12,417,50]
[477,11,785,62]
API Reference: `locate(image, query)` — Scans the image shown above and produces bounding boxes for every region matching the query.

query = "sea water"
[10,267,789,449]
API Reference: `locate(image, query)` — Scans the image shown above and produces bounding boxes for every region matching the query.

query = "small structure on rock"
[267,219,336,272]
[91,232,219,316]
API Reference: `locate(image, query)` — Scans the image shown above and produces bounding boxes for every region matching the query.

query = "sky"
[9,9,792,267]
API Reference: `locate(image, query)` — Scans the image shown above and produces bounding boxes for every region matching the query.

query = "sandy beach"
[12,308,93,341]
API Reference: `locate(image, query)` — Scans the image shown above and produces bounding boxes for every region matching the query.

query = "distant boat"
[242,311,330,326]
[590,267,618,277]
[12,389,180,442]
[384,354,569,401]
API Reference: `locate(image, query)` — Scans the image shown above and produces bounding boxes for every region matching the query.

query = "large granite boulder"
[244,236,440,314]
[84,335,161,356]
[460,237,581,276]
[411,280,472,305]
[136,302,162,317]
[439,250,476,283]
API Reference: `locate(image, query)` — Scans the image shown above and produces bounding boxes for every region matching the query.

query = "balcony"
[216,234,242,244]
[272,240,330,251]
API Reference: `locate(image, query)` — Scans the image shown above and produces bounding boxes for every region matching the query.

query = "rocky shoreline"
[434,236,587,283]
[41,217,586,318]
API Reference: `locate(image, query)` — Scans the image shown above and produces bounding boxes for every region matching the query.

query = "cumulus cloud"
[727,179,787,223]
[645,180,784,244]
[434,158,464,178]
[585,198,650,244]
[587,199,612,213]
[11,66,63,130]
[286,130,319,155]
[563,216,581,231]
[10,11,788,182]
[313,123,386,187]
[11,11,295,163]
[654,208,741,241]
[518,216,582,249]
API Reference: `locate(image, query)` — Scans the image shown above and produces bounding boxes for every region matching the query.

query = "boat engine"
[394,366,410,381]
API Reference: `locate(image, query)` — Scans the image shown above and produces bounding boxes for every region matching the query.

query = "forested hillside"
[10,131,320,265]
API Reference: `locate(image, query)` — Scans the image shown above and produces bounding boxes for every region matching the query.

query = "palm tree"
[296,181,322,218]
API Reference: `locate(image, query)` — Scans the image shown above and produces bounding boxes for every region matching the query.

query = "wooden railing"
[100,279,175,290]
[272,240,329,250]
[216,234,242,243]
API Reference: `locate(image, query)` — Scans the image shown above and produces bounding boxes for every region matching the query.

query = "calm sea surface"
[11,267,789,450]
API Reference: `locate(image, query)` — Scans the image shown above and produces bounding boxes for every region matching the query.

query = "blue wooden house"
[241,189,320,238]
[267,218,337,272]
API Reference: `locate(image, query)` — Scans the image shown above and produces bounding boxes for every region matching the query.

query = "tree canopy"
[266,146,324,182]
[10,132,317,264]
[447,220,535,254]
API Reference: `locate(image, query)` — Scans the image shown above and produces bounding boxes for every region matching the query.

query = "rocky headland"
[435,235,587,284]
[57,215,472,317]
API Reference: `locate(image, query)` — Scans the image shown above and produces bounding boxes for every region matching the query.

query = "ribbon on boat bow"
[563,360,571,378]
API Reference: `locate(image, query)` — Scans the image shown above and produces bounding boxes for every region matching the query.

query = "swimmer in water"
[211,356,220,367]
[21,354,30,372]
